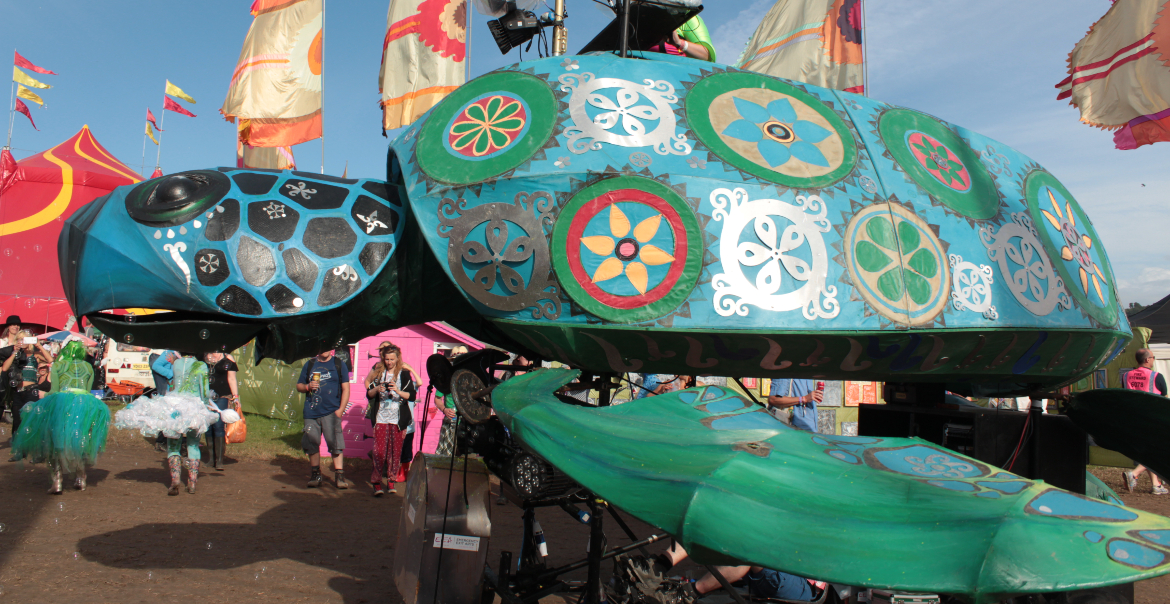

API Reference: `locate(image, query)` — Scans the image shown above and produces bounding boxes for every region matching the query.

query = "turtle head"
[60,168,413,360]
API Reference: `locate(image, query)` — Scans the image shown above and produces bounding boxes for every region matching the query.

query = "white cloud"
[709,0,776,66]
[1118,268,1170,307]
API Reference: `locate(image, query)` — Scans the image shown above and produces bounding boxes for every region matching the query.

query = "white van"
[102,341,160,391]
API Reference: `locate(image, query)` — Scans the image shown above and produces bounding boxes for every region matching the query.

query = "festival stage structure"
[0,126,141,330]
[57,49,1166,601]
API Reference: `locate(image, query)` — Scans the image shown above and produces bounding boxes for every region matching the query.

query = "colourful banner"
[221,0,323,147]
[13,66,51,89]
[379,0,466,131]
[13,99,37,131]
[146,122,159,145]
[164,95,196,117]
[14,51,56,75]
[735,0,864,94]
[165,80,197,104]
[16,84,45,107]
[1057,0,1170,149]
[147,108,164,132]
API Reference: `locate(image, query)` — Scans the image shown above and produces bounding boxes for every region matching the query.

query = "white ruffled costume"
[115,358,219,439]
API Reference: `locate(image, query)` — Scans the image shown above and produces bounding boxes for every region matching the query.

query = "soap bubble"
[0,523,6,533]
[54,518,59,525]
[123,333,134,344]
[73,552,79,560]
[200,329,210,340]
[206,542,212,550]
[59,503,64,511]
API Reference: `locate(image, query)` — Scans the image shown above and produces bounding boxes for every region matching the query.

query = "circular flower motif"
[907,131,970,192]
[686,71,857,188]
[580,203,675,296]
[1025,170,1118,326]
[879,108,998,220]
[552,176,703,323]
[446,94,529,159]
[721,96,832,169]
[844,203,950,326]
[417,71,557,185]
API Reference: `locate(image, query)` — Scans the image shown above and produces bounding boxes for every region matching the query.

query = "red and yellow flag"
[165,80,196,104]
[379,0,467,131]
[14,51,56,75]
[221,0,323,148]
[17,85,46,107]
[735,0,864,94]
[146,122,159,145]
[164,95,196,117]
[147,108,164,132]
[13,66,51,89]
[14,99,38,131]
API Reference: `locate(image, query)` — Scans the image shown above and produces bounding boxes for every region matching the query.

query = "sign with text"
[845,381,878,407]
[432,533,481,552]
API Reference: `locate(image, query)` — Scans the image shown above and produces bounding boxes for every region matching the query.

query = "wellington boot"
[167,455,182,495]
[214,436,226,470]
[186,458,199,494]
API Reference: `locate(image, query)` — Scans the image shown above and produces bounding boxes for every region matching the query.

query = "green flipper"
[1067,389,1170,480]
[493,369,1170,604]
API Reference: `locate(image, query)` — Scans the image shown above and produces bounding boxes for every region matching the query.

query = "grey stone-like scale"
[237,236,276,287]
[247,200,300,242]
[303,218,357,259]
[204,199,240,242]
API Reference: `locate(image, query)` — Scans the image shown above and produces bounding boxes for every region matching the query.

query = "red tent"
[0,126,142,332]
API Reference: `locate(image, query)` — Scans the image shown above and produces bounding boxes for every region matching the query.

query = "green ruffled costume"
[11,341,110,473]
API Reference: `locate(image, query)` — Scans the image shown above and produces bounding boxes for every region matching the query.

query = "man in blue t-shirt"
[296,349,351,489]
[766,378,822,432]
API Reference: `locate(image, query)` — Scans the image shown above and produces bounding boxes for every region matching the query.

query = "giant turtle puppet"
[60,50,1169,601]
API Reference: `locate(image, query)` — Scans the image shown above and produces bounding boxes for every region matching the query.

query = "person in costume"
[648,15,715,62]
[9,340,110,494]
[115,354,220,495]
[204,351,239,471]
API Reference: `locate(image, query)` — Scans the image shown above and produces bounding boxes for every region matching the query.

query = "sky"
[1,0,1167,306]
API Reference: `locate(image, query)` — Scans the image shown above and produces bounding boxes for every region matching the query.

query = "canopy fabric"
[0,126,141,329]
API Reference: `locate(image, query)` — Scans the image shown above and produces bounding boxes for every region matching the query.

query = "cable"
[1005,410,1032,472]
[431,414,462,604]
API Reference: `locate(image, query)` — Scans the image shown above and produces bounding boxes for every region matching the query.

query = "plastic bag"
[225,399,247,444]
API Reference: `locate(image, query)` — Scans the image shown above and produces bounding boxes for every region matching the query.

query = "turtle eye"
[125,170,231,227]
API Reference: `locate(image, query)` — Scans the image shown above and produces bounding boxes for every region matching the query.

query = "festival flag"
[0,148,16,194]
[14,51,56,75]
[163,95,196,117]
[735,0,864,94]
[146,122,159,145]
[13,99,37,131]
[17,84,46,107]
[379,0,467,131]
[221,0,323,148]
[12,66,51,89]
[165,80,197,104]
[1057,0,1170,149]
[146,108,164,132]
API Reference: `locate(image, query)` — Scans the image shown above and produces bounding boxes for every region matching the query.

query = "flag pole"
[861,0,869,97]
[141,121,148,177]
[6,59,15,149]
[319,0,325,174]
[155,96,166,174]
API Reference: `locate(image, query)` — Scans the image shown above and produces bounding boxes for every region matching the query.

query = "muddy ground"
[0,421,1166,603]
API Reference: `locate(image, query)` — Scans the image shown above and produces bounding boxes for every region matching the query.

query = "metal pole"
[140,121,148,178]
[319,0,325,174]
[155,91,165,173]
[6,73,15,148]
[861,0,869,97]
[465,0,472,83]
[583,499,605,604]
[552,0,567,56]
[619,0,631,58]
